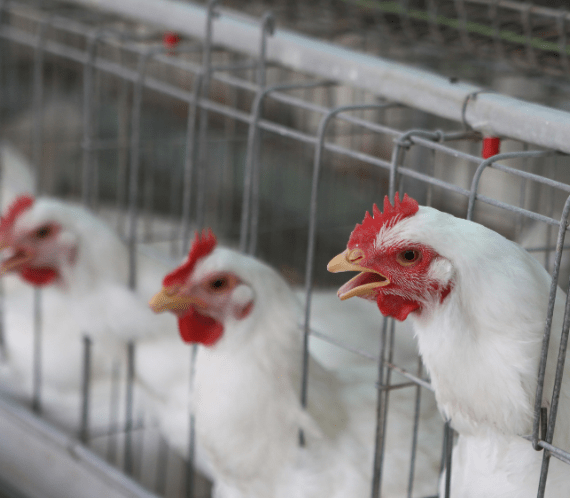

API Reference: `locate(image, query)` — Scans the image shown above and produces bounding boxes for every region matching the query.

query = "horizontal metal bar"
[63,0,570,154]
[397,167,472,197]
[521,435,570,466]
[376,381,420,392]
[309,328,379,362]
[0,394,159,498]
[489,158,570,194]
[473,193,563,226]
[409,135,483,164]
[310,329,434,391]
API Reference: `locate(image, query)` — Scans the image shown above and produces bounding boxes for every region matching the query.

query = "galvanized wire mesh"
[0,1,570,497]
[212,0,570,81]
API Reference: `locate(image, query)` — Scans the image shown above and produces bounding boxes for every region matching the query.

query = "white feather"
[370,205,570,497]
[144,247,443,497]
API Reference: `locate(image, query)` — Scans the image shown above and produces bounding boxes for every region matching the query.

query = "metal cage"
[0,1,570,497]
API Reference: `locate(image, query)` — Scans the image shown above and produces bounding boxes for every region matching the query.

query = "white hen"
[329,193,570,497]
[147,230,442,498]
[0,194,176,433]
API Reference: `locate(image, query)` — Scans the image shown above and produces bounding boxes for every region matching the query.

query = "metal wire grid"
[212,0,570,80]
[1,1,570,497]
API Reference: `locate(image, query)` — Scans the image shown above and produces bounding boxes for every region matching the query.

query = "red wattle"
[20,266,58,286]
[376,293,420,321]
[178,309,224,346]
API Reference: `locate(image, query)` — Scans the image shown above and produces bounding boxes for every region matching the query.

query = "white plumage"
[329,193,570,497]
[148,232,442,497]
[0,195,177,433]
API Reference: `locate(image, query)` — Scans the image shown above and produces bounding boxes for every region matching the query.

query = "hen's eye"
[35,225,52,239]
[210,278,227,291]
[397,250,420,266]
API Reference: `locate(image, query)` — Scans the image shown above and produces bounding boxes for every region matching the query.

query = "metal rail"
[1,2,570,498]
[64,0,570,155]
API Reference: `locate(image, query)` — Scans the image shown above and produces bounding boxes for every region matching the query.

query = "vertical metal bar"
[375,319,395,496]
[537,221,570,496]
[185,343,199,498]
[371,316,389,498]
[515,144,529,240]
[0,0,5,362]
[32,19,48,194]
[426,0,443,44]
[399,0,416,41]
[425,148,436,208]
[82,31,101,208]
[115,56,130,237]
[154,436,169,496]
[467,151,555,221]
[0,206,3,360]
[134,409,145,479]
[246,12,275,256]
[107,360,121,464]
[180,74,203,255]
[521,3,538,69]
[124,340,135,476]
[557,11,570,75]
[406,357,423,498]
[301,103,394,441]
[194,0,218,230]
[128,47,160,290]
[544,157,558,273]
[32,287,42,414]
[0,0,5,89]
[443,420,454,498]
[169,150,182,258]
[31,19,48,413]
[220,52,238,237]
[537,451,551,498]
[454,0,472,52]
[239,80,332,253]
[532,195,570,451]
[239,88,265,253]
[90,64,102,211]
[143,144,156,242]
[389,130,443,202]
[489,0,505,60]
[79,335,92,444]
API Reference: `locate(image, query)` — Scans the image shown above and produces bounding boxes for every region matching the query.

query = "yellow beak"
[0,251,32,275]
[149,286,207,313]
[327,249,390,300]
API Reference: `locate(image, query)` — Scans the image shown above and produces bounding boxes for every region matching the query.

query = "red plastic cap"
[163,32,181,54]
[482,136,501,159]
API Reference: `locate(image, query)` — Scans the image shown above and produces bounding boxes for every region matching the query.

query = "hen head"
[149,230,256,346]
[328,193,454,321]
[0,195,78,286]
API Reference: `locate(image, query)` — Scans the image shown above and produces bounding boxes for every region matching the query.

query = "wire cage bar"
[0,1,570,498]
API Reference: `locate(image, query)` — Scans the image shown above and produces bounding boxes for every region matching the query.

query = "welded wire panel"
[1,1,570,498]
[214,0,570,78]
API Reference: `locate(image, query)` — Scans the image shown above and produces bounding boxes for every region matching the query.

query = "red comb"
[0,195,34,236]
[348,193,419,248]
[163,229,217,287]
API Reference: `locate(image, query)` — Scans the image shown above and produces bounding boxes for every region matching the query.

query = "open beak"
[0,249,32,275]
[149,286,207,314]
[327,249,390,300]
